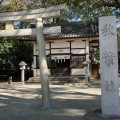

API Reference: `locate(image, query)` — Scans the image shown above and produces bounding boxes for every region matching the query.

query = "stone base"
[82,109,120,120]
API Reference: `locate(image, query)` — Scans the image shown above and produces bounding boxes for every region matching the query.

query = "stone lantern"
[19,61,27,84]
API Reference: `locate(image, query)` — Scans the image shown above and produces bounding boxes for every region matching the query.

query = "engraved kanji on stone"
[103,81,116,92]
[103,51,115,66]
[102,24,115,36]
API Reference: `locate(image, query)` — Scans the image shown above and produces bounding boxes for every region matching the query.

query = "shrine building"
[19,21,99,78]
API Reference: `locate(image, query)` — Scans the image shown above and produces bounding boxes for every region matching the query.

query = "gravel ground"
[0,80,119,120]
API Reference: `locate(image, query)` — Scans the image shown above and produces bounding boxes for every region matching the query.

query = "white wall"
[71,49,86,54]
[51,41,69,48]
[71,40,85,48]
[45,43,50,49]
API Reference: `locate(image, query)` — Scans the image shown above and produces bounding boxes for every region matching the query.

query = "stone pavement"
[0,80,119,120]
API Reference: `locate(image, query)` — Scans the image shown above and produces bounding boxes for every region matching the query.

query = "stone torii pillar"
[36,18,51,108]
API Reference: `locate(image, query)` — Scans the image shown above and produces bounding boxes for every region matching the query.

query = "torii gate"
[0,4,68,108]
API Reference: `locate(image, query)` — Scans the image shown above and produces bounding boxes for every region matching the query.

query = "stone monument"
[99,16,120,116]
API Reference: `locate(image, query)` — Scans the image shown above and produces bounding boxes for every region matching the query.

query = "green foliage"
[0,0,29,12]
[0,0,119,22]
[0,37,14,64]
[90,47,100,63]
[11,41,33,72]
[0,37,33,76]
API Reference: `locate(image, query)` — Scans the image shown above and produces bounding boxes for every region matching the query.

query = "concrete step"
[27,77,40,83]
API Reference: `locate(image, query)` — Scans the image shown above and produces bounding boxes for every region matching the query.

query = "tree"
[0,37,14,75]
[0,0,29,12]
[10,40,33,79]
[65,0,120,21]
[11,41,33,71]
[0,36,33,79]
[0,0,119,22]
[34,0,120,22]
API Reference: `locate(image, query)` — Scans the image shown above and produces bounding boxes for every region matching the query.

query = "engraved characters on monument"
[102,51,115,67]
[103,80,116,92]
[101,23,116,93]
[102,24,115,36]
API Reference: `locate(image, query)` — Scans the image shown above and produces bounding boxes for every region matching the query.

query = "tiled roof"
[44,21,98,40]
[18,21,99,41]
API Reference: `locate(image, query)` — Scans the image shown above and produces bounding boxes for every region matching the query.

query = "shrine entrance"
[50,55,70,76]
[0,3,67,108]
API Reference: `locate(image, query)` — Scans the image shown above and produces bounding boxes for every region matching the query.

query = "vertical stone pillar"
[99,16,120,116]
[36,18,51,108]
[21,69,25,84]
[86,39,90,80]
[33,43,37,77]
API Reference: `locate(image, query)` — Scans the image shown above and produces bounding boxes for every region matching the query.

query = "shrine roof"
[18,20,99,41]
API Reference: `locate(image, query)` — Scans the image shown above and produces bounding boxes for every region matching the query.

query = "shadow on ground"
[0,82,101,120]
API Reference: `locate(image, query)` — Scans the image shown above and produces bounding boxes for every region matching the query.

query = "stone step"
[26,76,85,84]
